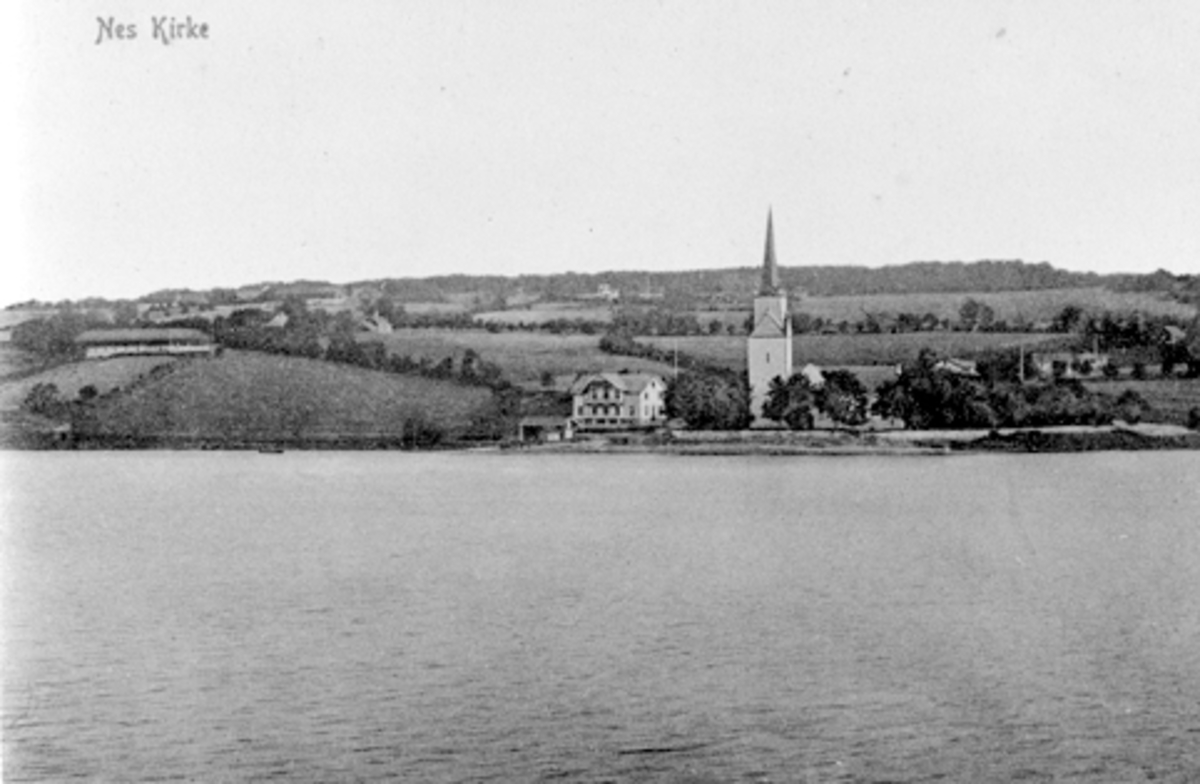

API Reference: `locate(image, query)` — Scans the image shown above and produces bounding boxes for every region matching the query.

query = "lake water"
[3,451,1199,782]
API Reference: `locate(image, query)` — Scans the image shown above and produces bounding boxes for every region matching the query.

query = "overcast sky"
[8,1,1200,302]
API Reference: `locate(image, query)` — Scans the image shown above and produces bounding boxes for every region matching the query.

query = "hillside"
[77,351,494,447]
[11,259,1197,314]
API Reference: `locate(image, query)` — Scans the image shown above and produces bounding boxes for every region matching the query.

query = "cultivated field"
[473,303,615,326]
[642,332,1065,371]
[693,287,1196,328]
[88,351,492,441]
[402,301,470,315]
[362,329,672,384]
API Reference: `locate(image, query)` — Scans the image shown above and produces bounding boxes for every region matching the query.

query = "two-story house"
[570,372,667,431]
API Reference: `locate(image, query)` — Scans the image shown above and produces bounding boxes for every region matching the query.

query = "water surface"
[3,451,1199,781]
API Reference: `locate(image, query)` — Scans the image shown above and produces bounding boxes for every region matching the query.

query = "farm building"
[1030,350,1109,379]
[518,416,575,442]
[76,328,216,359]
[571,372,667,431]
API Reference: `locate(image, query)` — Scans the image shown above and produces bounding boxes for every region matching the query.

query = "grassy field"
[86,351,492,442]
[473,303,615,326]
[401,301,471,315]
[642,332,1064,371]
[362,329,673,384]
[1083,378,1200,425]
[693,287,1196,328]
[0,354,178,411]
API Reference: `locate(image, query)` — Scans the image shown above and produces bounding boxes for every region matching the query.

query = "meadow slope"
[84,351,493,443]
[361,329,673,384]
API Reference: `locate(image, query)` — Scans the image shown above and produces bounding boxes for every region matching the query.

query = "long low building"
[76,328,217,359]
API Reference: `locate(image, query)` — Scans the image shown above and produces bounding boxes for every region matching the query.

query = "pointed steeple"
[760,209,780,294]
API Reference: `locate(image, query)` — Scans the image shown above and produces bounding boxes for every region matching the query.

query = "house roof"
[519,415,572,427]
[76,328,213,345]
[933,358,979,377]
[570,372,664,395]
[798,363,825,387]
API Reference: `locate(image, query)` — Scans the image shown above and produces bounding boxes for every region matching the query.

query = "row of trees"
[662,347,1161,433]
[762,370,870,429]
[871,350,1148,430]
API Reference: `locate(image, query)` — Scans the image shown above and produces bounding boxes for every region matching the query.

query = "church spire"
[761,209,780,294]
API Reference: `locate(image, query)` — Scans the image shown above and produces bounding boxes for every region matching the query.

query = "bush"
[1115,389,1149,424]
[1102,362,1120,379]
[1131,362,1148,380]
[1188,407,1200,431]
[22,382,66,417]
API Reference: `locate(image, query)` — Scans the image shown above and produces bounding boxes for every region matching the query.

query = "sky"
[6,1,1200,303]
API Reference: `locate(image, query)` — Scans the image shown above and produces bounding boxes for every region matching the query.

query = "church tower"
[747,210,793,425]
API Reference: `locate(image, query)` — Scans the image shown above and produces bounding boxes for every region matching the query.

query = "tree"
[1053,304,1086,334]
[22,383,65,417]
[762,374,816,430]
[958,298,995,331]
[872,349,997,429]
[815,369,869,426]
[665,371,751,430]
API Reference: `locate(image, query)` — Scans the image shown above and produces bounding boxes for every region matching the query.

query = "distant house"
[578,283,620,303]
[1030,350,1109,379]
[1161,325,1188,345]
[264,312,290,329]
[359,315,394,334]
[798,363,825,388]
[76,328,216,359]
[933,358,980,378]
[571,372,667,431]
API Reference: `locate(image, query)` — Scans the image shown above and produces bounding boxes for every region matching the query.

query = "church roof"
[750,310,788,338]
[760,210,781,295]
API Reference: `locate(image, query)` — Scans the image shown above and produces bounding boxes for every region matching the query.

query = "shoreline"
[9,426,1197,454]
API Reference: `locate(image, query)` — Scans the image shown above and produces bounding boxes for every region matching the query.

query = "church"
[747,211,793,425]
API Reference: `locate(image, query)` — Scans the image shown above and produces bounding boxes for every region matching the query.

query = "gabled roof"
[933,358,979,377]
[570,372,665,395]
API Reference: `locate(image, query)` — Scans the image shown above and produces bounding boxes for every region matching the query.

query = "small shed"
[518,416,574,443]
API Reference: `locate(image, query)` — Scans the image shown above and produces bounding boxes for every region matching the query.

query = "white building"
[571,372,667,431]
[747,211,793,425]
